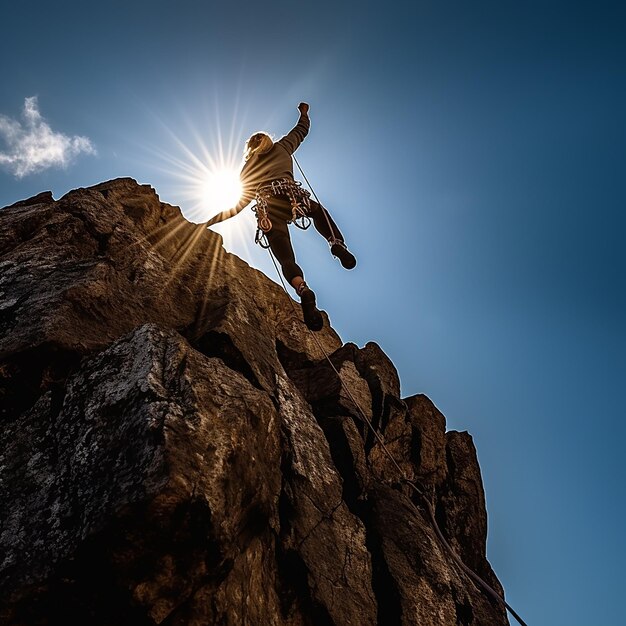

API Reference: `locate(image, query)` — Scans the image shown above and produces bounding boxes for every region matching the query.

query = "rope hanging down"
[269,159,529,626]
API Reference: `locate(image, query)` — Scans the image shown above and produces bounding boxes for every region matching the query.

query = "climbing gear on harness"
[252,203,272,248]
[330,239,357,270]
[253,202,273,233]
[297,282,323,331]
[264,244,529,626]
[253,178,312,246]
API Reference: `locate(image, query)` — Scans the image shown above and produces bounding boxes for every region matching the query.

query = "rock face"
[0,179,509,625]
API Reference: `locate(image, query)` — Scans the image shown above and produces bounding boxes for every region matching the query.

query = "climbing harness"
[265,159,529,626]
[252,178,312,247]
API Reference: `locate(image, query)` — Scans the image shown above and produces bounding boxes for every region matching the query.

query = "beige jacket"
[235,111,310,210]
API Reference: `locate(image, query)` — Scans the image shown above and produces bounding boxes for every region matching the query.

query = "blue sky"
[2,1,625,623]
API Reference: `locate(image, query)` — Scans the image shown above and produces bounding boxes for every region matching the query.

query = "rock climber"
[205,102,356,331]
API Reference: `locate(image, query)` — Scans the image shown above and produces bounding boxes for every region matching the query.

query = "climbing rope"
[264,206,528,626]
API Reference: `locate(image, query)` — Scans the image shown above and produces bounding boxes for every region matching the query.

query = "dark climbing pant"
[266,199,345,283]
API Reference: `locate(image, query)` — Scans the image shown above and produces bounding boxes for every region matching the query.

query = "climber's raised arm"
[277,102,310,155]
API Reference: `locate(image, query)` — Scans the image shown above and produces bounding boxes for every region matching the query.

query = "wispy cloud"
[0,96,96,178]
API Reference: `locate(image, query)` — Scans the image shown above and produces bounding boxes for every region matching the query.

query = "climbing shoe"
[299,286,323,331]
[330,241,357,270]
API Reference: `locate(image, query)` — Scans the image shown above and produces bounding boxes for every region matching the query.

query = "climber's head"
[244,132,273,161]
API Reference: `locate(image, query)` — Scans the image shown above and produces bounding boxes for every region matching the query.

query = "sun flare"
[202,168,242,215]
[138,106,259,260]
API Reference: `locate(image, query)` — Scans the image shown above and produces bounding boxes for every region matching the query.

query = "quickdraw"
[252,178,312,246]
[252,203,272,248]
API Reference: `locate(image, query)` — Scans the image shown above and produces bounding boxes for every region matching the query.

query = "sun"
[135,104,254,234]
[202,168,242,216]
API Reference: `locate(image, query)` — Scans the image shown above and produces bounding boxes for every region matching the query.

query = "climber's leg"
[308,200,343,241]
[266,221,303,284]
[265,222,323,331]
[307,200,357,270]
[295,280,323,332]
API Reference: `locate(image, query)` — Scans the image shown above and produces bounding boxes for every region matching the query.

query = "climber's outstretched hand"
[206,205,245,228]
[298,102,310,115]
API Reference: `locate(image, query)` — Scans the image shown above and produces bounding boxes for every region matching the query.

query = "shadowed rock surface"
[0,178,509,625]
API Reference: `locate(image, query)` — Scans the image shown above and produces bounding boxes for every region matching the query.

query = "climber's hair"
[244,132,273,161]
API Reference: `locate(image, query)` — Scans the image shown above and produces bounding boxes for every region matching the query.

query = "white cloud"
[0,96,96,178]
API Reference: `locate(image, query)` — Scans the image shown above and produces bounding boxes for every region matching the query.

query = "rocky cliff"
[0,178,509,625]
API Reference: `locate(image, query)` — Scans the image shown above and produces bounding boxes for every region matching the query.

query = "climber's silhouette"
[206,102,356,331]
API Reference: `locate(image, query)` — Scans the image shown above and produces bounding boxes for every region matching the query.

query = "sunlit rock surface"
[0,178,508,625]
